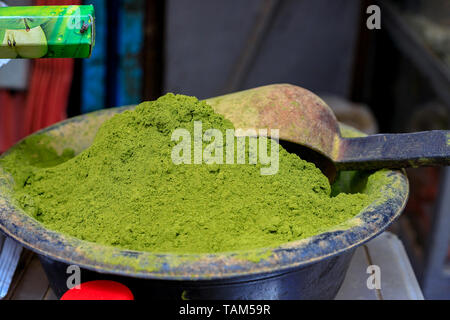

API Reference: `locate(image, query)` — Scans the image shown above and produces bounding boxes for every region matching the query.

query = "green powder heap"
[1,94,372,254]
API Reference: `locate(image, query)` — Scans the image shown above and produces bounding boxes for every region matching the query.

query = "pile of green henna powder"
[0,94,373,254]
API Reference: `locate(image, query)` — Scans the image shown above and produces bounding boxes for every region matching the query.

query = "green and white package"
[0,5,95,59]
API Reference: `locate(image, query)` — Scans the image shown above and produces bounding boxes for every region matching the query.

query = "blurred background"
[0,0,448,299]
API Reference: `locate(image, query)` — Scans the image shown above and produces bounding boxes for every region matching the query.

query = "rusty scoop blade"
[206,84,450,182]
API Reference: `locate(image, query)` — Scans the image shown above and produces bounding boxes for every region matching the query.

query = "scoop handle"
[336,130,450,171]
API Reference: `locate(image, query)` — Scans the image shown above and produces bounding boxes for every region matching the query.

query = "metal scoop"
[206,84,450,182]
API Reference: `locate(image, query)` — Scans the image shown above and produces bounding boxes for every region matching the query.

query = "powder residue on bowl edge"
[0,94,372,254]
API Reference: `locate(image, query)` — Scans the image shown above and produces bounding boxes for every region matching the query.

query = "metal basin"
[0,106,409,300]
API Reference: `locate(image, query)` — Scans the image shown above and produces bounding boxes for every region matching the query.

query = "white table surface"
[336,232,424,300]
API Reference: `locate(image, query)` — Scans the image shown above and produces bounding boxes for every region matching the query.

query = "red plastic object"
[0,91,26,153]
[61,281,134,301]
